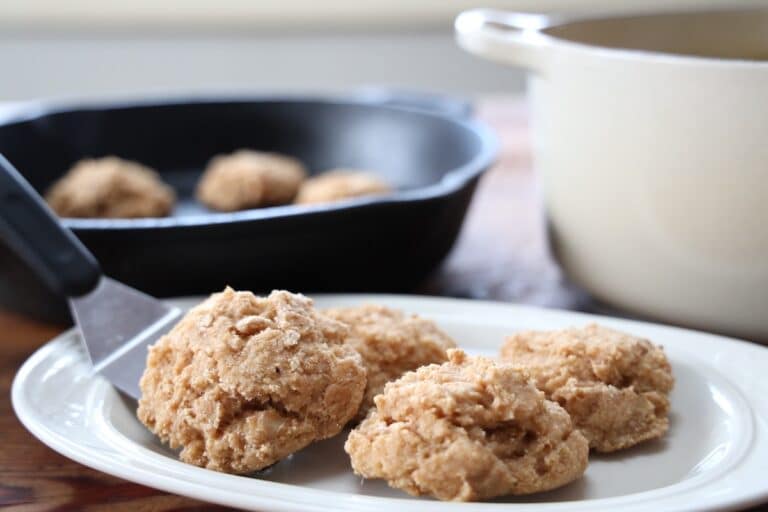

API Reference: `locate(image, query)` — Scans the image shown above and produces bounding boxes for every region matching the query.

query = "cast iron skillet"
[0,93,497,322]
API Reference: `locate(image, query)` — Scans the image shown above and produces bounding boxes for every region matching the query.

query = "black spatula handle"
[0,154,101,297]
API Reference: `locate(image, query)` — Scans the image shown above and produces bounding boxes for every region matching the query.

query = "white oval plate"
[12,295,768,512]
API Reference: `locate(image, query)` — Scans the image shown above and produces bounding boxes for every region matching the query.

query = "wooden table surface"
[0,97,763,511]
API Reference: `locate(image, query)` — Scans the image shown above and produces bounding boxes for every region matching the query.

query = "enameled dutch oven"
[457,8,768,339]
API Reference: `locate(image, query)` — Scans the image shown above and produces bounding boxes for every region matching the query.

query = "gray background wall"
[0,0,762,102]
[0,31,526,101]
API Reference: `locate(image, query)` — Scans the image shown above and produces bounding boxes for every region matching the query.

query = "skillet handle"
[354,88,473,119]
[0,154,101,297]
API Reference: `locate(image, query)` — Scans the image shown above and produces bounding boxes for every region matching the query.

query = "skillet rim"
[0,94,498,232]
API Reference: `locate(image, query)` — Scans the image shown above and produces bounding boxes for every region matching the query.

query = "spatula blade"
[69,277,182,399]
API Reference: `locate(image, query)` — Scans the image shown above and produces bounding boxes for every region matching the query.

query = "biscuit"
[137,288,367,474]
[500,324,673,452]
[324,305,456,421]
[295,169,390,204]
[196,150,306,211]
[345,349,589,501]
[45,156,175,218]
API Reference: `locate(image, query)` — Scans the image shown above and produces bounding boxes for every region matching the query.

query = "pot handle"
[455,9,550,74]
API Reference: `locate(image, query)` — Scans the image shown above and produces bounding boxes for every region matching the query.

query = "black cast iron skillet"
[0,93,497,322]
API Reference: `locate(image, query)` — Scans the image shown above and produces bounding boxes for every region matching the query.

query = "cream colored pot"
[456,8,768,340]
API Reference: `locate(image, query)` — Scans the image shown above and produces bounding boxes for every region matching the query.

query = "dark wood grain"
[0,97,763,511]
[424,97,591,309]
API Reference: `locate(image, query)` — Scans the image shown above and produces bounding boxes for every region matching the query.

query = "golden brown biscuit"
[345,349,589,501]
[137,288,367,474]
[500,324,673,452]
[45,156,175,218]
[196,150,307,211]
[295,169,390,204]
[324,305,456,421]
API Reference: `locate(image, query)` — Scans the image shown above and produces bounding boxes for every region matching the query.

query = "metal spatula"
[0,154,181,399]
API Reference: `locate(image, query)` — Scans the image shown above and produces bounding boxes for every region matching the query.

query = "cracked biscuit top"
[45,156,175,218]
[295,169,391,205]
[196,150,307,211]
[137,288,367,474]
[500,324,674,452]
[345,349,589,501]
[324,304,456,421]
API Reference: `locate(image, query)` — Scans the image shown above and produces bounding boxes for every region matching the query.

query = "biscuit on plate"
[137,288,367,474]
[295,169,390,204]
[196,150,306,211]
[345,349,589,501]
[324,304,456,421]
[500,323,674,452]
[45,156,175,218]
